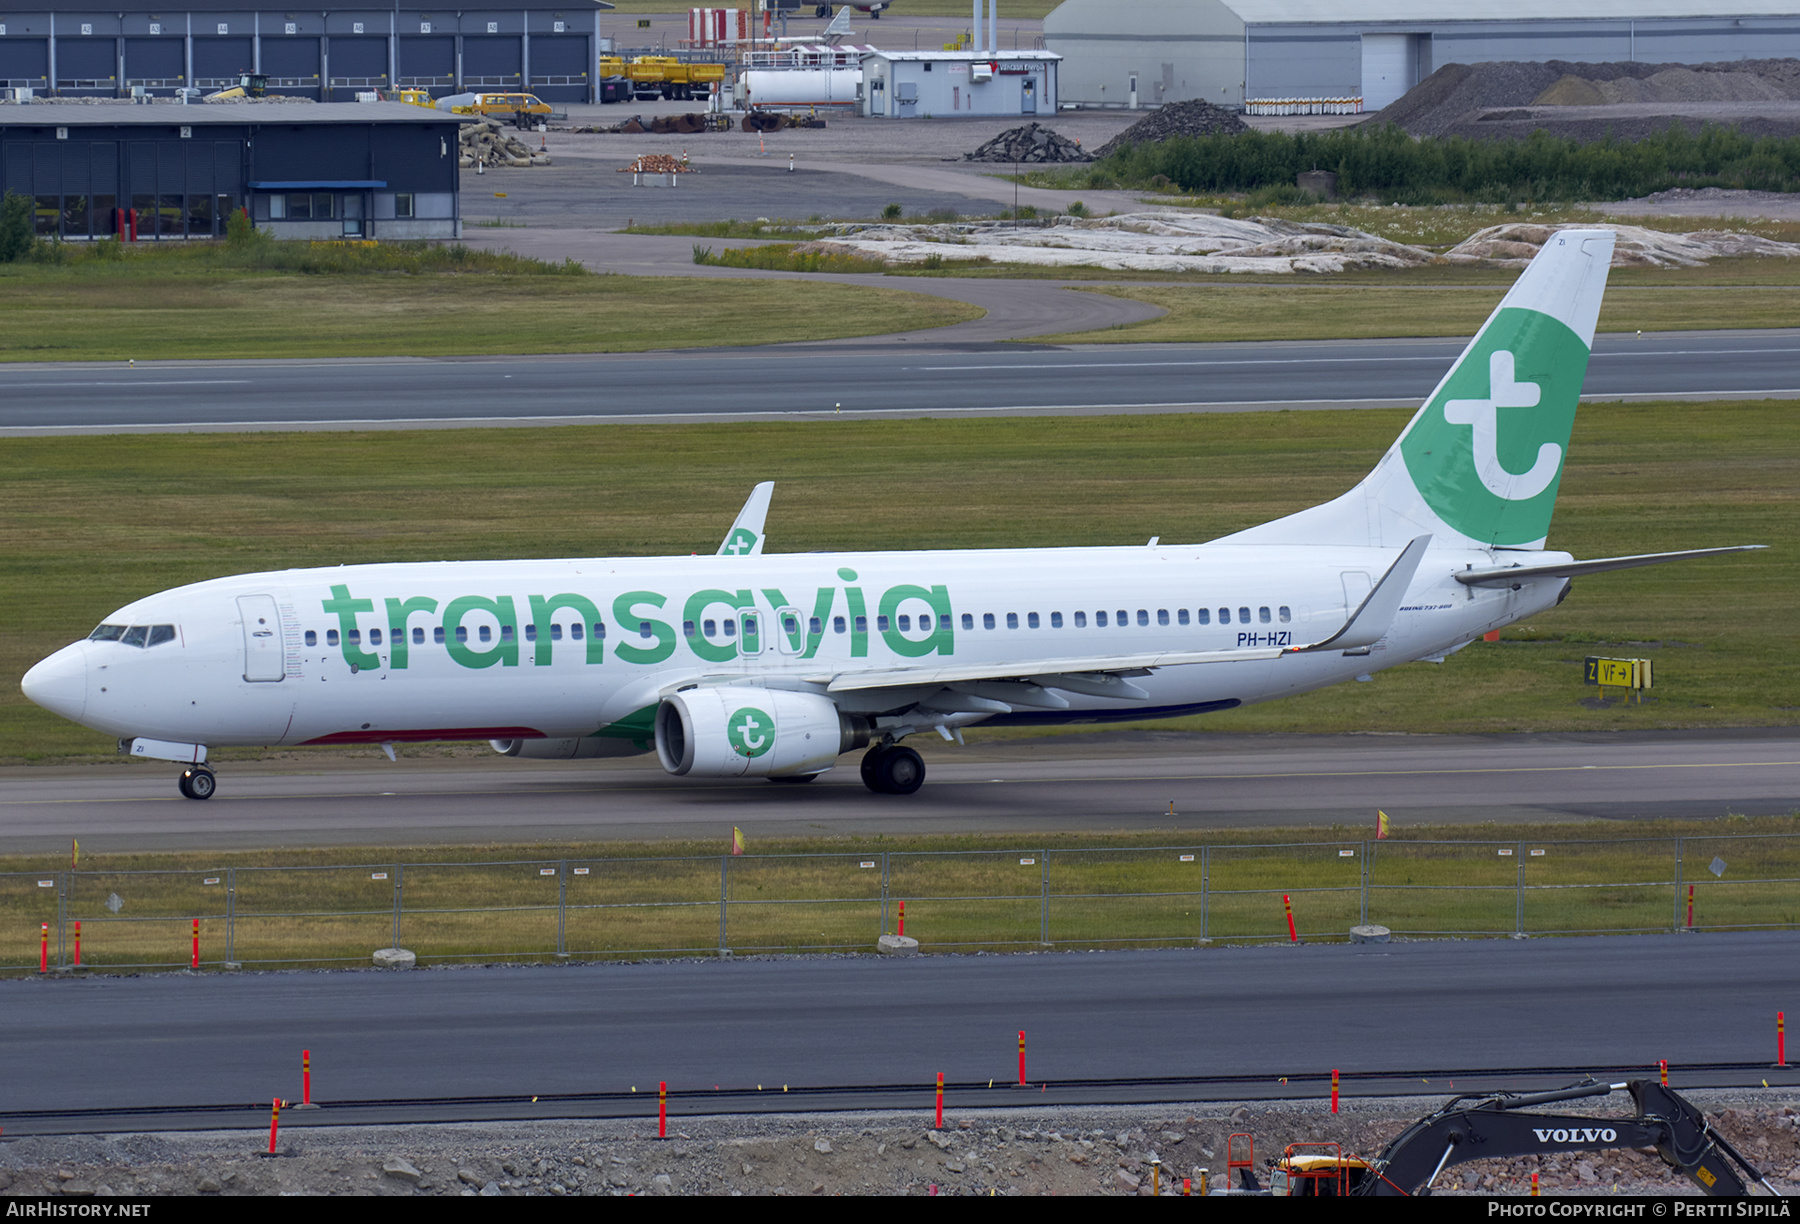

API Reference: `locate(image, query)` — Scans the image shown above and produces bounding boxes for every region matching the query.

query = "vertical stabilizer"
[719,482,774,556]
[1218,228,1616,552]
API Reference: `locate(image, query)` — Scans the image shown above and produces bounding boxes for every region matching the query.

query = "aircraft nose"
[21,642,88,724]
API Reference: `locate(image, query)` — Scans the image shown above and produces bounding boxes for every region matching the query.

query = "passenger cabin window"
[898,615,911,631]
[1075,611,1087,627]
[1279,606,1292,623]
[1027,612,1040,628]
[638,622,653,640]
[1006,613,1018,629]
[876,615,890,632]
[305,630,318,646]
[1197,608,1210,624]
[1050,612,1063,628]
[1178,609,1190,625]
[327,629,340,646]
[434,627,446,644]
[1157,609,1170,626]
[961,613,974,630]
[983,613,996,630]
[370,628,382,645]
[834,616,847,634]
[1116,609,1128,626]
[1259,607,1271,624]
[1238,607,1251,624]
[1137,609,1149,627]
[413,627,426,644]
[1096,611,1107,627]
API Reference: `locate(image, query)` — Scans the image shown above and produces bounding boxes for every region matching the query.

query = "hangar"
[0,101,465,239]
[0,0,611,104]
[1043,1,1800,112]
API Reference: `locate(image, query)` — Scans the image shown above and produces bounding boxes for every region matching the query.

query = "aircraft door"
[774,606,806,656]
[739,611,762,655]
[238,594,285,682]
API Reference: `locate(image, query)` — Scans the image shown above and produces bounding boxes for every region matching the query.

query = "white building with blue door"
[859,49,1059,119]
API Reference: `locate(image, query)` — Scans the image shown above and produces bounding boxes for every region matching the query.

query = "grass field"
[8,819,1797,972]
[1039,264,1800,344]
[3,402,1795,761]
[0,241,978,361]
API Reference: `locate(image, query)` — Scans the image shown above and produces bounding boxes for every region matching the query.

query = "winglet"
[718,482,774,557]
[1295,534,1431,653]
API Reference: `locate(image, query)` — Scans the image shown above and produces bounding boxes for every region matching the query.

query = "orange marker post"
[1018,1031,1026,1088]
[73,921,81,969]
[191,918,199,970]
[1687,884,1695,930]
[935,1072,944,1129]
[1660,1059,1669,1087]
[1331,1068,1339,1113]
[1532,1171,1540,1196]
[268,1098,281,1155]
[1182,1178,1191,1196]
[898,900,905,938]
[303,1051,313,1106]
[1781,1013,1788,1068]
[39,923,48,974]
[1284,894,1298,943]
[659,1081,667,1138]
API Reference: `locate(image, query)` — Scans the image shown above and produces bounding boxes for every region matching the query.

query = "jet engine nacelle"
[490,736,642,760]
[655,686,869,778]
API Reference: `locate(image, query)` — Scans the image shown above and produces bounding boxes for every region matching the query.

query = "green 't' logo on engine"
[1400,307,1592,547]
[727,706,774,758]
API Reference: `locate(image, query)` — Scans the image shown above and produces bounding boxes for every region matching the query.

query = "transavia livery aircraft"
[22,229,1761,800]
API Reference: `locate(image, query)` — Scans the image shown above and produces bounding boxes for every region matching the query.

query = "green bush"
[0,192,33,263]
[1094,122,1800,204]
[1067,200,1089,218]
[882,202,903,220]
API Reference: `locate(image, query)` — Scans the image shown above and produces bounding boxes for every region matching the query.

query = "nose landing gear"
[860,743,925,794]
[178,767,217,801]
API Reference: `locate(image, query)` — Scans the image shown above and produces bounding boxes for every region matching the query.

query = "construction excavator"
[1244,1080,1782,1197]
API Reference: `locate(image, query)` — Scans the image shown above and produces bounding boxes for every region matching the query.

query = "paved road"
[5,731,1794,853]
[5,330,1799,435]
[3,931,1795,1128]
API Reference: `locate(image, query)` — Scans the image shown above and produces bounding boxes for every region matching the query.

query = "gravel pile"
[1,1094,1794,1196]
[1091,99,1249,159]
[964,122,1089,163]
[1370,58,1800,141]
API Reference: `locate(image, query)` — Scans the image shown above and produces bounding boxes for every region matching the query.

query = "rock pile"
[964,122,1089,163]
[1446,221,1800,267]
[1092,99,1249,159]
[458,119,551,168]
[617,154,692,174]
[1371,57,1800,142]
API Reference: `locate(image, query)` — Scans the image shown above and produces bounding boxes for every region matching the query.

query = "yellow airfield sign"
[1584,657,1652,690]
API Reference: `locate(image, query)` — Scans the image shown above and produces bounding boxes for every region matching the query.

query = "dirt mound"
[1092,99,1249,159]
[964,122,1089,163]
[1445,221,1800,268]
[1370,57,1800,137]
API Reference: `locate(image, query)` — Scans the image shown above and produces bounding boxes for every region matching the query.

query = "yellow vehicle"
[395,88,435,109]
[468,92,556,118]
[622,56,725,100]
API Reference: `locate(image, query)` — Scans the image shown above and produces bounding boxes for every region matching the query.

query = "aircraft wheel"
[860,745,886,792]
[177,771,193,799]
[815,5,830,16]
[182,767,216,801]
[874,745,924,795]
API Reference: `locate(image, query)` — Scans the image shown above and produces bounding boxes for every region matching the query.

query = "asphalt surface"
[5,329,1799,435]
[5,731,1795,853]
[3,931,1796,1131]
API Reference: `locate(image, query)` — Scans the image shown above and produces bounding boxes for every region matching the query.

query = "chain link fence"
[8,833,1800,973]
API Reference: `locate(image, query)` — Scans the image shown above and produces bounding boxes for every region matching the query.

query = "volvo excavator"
[1246,1080,1781,1197]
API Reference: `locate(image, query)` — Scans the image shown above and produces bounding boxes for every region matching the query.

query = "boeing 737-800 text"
[21,230,1760,799]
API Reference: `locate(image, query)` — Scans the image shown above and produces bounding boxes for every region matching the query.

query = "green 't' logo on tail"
[1400,307,1593,547]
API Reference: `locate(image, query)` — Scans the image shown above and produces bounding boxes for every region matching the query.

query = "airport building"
[0,0,612,104]
[1043,1,1800,112]
[858,49,1060,119]
[0,101,466,239]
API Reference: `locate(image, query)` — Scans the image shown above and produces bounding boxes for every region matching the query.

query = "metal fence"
[9,833,1800,973]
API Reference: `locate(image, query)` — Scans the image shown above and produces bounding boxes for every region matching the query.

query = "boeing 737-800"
[21,229,1759,800]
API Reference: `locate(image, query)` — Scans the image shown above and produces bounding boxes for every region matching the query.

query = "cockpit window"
[97,624,177,648]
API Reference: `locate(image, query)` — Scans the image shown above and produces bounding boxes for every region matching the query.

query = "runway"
[4,730,1795,853]
[2,930,1794,1132]
[3,329,1798,435]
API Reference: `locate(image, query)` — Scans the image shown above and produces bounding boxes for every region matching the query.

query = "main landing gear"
[861,743,924,795]
[177,766,217,800]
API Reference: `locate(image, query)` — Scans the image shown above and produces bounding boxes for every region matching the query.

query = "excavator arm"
[1356,1080,1778,1196]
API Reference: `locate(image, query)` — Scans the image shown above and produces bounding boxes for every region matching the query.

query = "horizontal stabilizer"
[1454,545,1766,588]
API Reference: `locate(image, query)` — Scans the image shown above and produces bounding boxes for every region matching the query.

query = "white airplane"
[22,230,1759,801]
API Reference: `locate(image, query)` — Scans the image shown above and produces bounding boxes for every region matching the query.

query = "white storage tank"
[740,68,862,109]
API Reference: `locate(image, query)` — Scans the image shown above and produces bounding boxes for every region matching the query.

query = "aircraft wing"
[718,482,774,557]
[818,535,1433,697]
[1453,545,1765,588]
